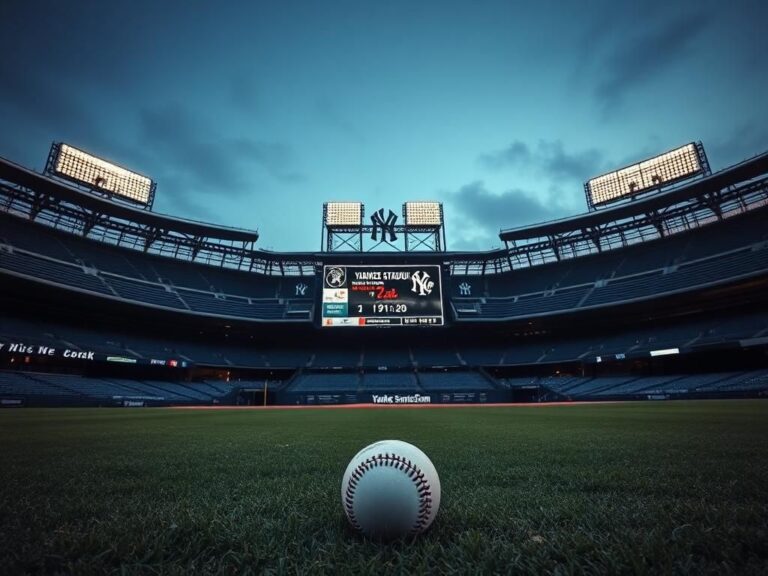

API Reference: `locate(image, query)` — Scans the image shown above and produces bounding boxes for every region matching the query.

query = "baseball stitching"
[344,453,433,534]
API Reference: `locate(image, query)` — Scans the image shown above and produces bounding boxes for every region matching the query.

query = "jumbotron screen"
[321,265,444,327]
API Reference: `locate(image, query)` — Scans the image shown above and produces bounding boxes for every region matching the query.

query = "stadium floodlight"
[48,143,155,206]
[585,143,707,210]
[404,201,443,226]
[325,202,363,226]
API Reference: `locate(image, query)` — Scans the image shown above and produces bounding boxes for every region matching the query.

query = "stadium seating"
[412,346,462,367]
[0,212,302,320]
[0,249,113,295]
[584,247,768,308]
[3,201,767,325]
[531,370,768,398]
[0,371,235,405]
[455,245,768,320]
[0,371,78,398]
[458,346,505,366]
[288,373,360,392]
[362,348,412,368]
[105,275,188,309]
[417,371,495,391]
[361,372,421,391]
[311,349,364,368]
[0,215,77,261]
[1,143,767,412]
[176,289,284,319]
[452,206,768,320]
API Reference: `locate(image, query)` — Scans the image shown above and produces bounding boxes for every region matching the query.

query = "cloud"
[137,103,303,198]
[478,141,530,170]
[232,139,304,183]
[0,60,94,142]
[445,181,567,250]
[479,139,605,184]
[594,11,709,114]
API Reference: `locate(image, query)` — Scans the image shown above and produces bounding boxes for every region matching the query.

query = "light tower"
[322,201,446,252]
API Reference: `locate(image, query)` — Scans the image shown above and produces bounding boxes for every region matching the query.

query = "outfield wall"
[276,390,513,405]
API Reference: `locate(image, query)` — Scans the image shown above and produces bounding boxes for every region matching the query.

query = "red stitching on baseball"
[344,454,433,534]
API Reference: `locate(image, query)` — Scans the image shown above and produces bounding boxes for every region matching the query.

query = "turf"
[1,401,767,575]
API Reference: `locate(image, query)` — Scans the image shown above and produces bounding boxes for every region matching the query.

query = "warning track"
[170,401,619,411]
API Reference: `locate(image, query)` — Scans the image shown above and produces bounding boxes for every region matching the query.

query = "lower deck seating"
[288,373,360,392]
[361,372,420,391]
[417,371,494,391]
[0,371,235,404]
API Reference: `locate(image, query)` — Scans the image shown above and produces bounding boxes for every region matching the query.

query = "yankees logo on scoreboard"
[410,271,434,296]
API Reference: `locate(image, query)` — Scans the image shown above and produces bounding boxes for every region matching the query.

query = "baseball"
[341,440,441,540]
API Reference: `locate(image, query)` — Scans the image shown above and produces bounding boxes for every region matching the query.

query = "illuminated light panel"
[404,201,442,226]
[586,143,702,209]
[53,144,153,205]
[325,202,362,226]
[650,348,680,357]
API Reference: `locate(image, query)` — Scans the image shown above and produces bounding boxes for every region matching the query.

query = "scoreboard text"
[321,265,444,327]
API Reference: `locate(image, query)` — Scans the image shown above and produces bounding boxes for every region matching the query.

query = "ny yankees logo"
[459,282,471,296]
[325,267,346,288]
[295,282,308,296]
[411,270,435,296]
[370,208,398,242]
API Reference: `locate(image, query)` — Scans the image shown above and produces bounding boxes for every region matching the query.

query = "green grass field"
[1,401,767,575]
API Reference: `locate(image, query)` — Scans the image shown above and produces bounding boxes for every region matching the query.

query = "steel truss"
[0,180,315,276]
[447,175,768,276]
[1,154,767,279]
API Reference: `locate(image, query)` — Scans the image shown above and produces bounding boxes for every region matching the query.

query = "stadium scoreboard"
[321,265,444,327]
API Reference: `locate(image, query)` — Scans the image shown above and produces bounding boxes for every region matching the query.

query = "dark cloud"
[233,139,304,183]
[479,139,605,184]
[137,103,304,197]
[595,11,709,114]
[478,141,530,170]
[445,181,567,250]
[0,60,94,144]
[537,141,604,182]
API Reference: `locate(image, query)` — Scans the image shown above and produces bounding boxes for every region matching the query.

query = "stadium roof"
[499,150,768,242]
[0,156,259,243]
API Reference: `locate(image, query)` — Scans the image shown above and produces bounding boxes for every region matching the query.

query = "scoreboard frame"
[319,264,445,328]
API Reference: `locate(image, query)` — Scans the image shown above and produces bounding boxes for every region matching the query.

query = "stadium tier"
[1,149,768,406]
[0,370,238,406]
[1,207,766,321]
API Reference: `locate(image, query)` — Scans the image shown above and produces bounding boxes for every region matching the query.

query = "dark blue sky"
[1,0,766,251]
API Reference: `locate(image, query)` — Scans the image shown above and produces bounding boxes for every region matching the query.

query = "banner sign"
[0,340,188,368]
[281,390,510,405]
[0,342,97,360]
[371,393,432,404]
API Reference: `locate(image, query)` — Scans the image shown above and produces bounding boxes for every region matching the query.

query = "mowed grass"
[1,401,767,575]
